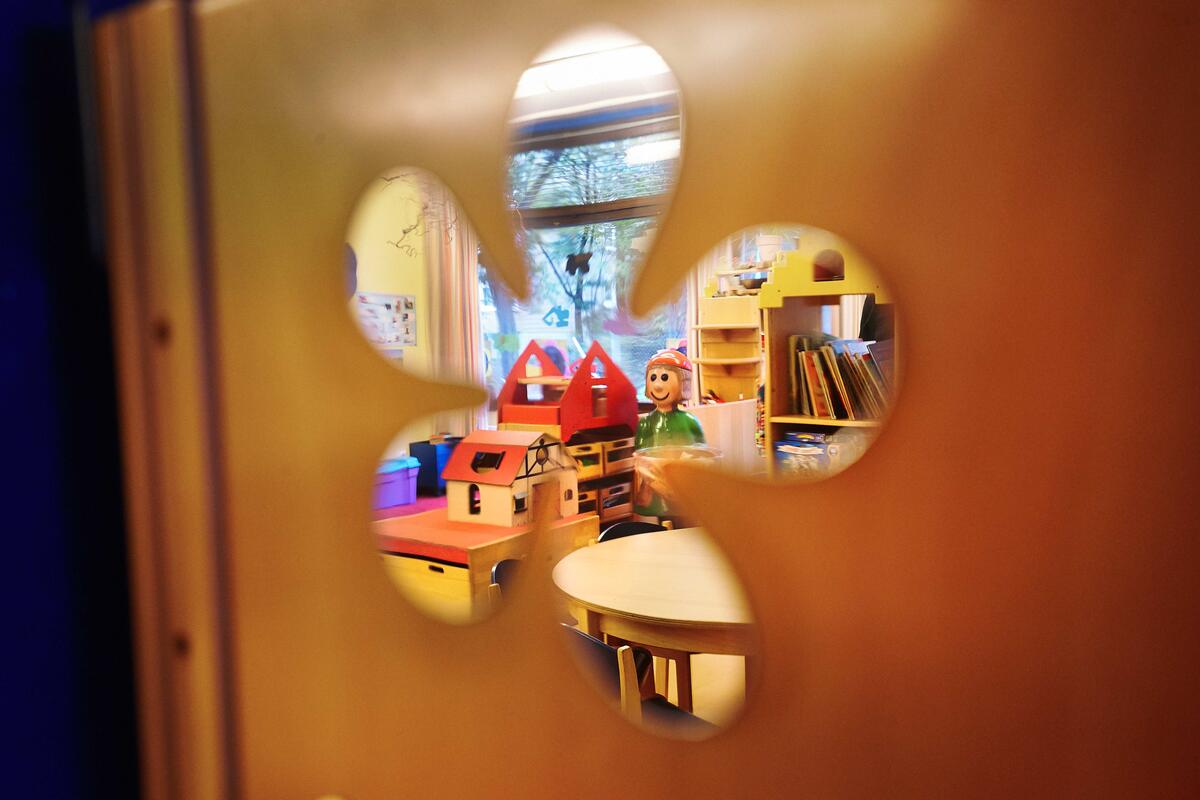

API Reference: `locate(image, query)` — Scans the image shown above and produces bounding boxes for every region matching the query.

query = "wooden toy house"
[497,340,637,443]
[441,429,579,527]
[497,341,639,522]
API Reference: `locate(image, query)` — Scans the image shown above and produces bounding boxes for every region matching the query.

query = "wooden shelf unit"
[694,293,762,403]
[692,356,762,366]
[758,248,893,478]
[769,415,883,428]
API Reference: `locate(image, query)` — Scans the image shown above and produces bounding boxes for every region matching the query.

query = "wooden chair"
[560,625,716,738]
[597,520,666,543]
[594,522,696,709]
[487,558,521,605]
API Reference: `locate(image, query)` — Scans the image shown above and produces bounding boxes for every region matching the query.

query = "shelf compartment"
[693,356,762,366]
[692,322,760,331]
[769,415,883,428]
[758,249,890,308]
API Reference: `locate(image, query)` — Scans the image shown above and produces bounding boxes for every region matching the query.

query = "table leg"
[676,653,693,713]
[653,656,669,697]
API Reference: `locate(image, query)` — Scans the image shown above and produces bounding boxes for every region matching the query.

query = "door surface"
[96,1,1199,797]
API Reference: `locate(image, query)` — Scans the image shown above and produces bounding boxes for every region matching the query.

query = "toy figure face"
[646,366,683,412]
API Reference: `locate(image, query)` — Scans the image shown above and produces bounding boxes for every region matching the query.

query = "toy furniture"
[486,558,522,606]
[377,508,597,624]
[497,341,639,524]
[553,527,755,713]
[378,428,591,622]
[441,429,579,527]
[409,436,463,495]
[497,340,637,443]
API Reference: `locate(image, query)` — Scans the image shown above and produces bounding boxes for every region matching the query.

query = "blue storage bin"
[409,437,462,495]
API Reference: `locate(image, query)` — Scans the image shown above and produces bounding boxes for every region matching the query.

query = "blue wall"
[1,1,140,796]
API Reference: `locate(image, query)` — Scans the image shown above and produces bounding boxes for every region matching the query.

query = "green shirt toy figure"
[634,349,706,521]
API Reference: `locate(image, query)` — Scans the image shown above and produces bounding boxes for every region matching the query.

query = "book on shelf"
[838,351,874,418]
[788,332,832,416]
[786,334,893,421]
[800,350,834,418]
[819,345,853,420]
[866,339,894,391]
[786,334,807,416]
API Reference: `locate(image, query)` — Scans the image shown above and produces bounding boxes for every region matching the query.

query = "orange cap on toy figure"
[646,349,692,371]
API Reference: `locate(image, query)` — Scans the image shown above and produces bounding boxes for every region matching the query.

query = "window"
[471,451,505,472]
[468,484,481,515]
[514,492,528,513]
[564,488,573,501]
[477,133,686,407]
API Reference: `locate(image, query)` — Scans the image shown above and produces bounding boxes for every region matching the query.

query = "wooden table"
[552,528,756,710]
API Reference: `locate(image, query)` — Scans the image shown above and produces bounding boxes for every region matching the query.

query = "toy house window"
[469,484,481,515]
[514,492,528,513]
[564,488,573,500]
[471,451,505,473]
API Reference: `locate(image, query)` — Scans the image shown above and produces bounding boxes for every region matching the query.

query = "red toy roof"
[440,429,549,486]
[496,340,637,442]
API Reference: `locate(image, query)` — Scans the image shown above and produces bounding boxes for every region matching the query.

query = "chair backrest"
[597,520,666,543]
[559,625,651,702]
[490,558,521,590]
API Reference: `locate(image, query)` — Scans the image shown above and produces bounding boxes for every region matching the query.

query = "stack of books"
[786,334,892,420]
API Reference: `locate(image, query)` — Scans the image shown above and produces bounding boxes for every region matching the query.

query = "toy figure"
[633,350,706,521]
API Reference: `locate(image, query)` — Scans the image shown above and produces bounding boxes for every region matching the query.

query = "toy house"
[498,341,639,522]
[442,429,579,527]
[497,340,638,443]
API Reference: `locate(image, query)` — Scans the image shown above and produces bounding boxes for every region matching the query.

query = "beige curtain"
[420,176,488,435]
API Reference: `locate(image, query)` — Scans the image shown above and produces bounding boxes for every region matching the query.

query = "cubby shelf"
[759,245,894,478]
[694,293,762,403]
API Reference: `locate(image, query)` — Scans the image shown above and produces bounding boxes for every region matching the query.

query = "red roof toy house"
[497,341,638,522]
[496,340,637,444]
[441,429,579,528]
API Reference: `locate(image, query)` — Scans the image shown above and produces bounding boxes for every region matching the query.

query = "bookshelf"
[693,293,762,403]
[758,247,893,478]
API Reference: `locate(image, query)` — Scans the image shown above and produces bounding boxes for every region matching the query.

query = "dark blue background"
[2,1,140,796]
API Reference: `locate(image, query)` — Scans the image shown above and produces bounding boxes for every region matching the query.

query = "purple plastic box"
[374,457,420,510]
